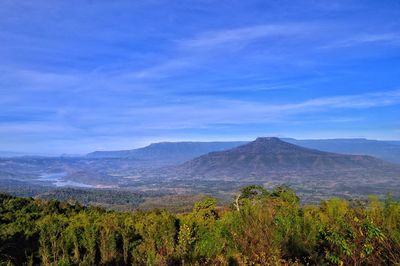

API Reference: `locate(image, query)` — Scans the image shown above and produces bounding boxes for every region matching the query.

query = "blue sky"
[1,0,400,154]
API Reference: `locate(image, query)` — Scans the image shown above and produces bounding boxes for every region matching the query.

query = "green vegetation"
[1,186,399,265]
[37,188,146,211]
[0,185,174,212]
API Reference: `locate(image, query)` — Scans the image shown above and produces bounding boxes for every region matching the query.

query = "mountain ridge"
[85,138,400,164]
[172,137,398,179]
[86,141,247,165]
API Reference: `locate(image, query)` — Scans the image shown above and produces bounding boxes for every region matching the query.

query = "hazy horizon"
[1,136,400,156]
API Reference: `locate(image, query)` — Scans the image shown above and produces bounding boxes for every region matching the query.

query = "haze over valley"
[1,137,399,206]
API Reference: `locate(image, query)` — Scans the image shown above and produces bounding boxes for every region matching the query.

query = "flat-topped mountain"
[2,137,400,201]
[174,137,398,179]
[85,138,400,166]
[86,141,246,165]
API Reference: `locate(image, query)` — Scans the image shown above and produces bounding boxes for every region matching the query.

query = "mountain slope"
[0,151,54,158]
[86,141,246,165]
[283,138,400,164]
[174,137,398,179]
[86,138,400,166]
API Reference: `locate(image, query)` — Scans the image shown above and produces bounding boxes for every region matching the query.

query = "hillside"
[86,141,246,164]
[284,138,400,164]
[2,138,400,202]
[174,137,398,179]
[85,138,400,166]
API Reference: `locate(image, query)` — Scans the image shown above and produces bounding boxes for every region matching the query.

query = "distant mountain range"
[86,138,400,164]
[0,151,55,158]
[171,137,397,179]
[283,138,400,164]
[1,137,400,201]
[86,141,246,165]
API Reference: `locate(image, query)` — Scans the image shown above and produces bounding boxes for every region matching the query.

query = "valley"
[1,137,399,208]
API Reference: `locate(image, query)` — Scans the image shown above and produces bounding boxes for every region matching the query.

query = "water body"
[37,172,95,188]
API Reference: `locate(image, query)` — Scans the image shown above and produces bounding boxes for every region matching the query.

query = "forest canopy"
[1,186,399,265]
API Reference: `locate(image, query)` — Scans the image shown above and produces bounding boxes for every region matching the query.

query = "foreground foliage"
[1,186,399,265]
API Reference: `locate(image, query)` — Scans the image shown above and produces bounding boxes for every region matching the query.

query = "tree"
[233,185,269,211]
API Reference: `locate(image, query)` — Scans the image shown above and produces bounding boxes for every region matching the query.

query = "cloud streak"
[122,89,400,128]
[321,33,400,49]
[2,89,398,135]
[130,23,317,79]
[179,24,309,50]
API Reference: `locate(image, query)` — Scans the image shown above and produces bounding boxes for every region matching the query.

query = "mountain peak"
[254,137,282,143]
[235,137,302,154]
[176,137,394,179]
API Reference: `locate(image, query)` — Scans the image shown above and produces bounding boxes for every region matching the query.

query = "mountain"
[283,138,400,164]
[2,138,400,201]
[86,141,247,165]
[86,138,400,166]
[0,151,55,158]
[173,137,398,179]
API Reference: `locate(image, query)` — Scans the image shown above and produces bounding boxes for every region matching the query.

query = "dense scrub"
[1,186,399,265]
[36,188,146,210]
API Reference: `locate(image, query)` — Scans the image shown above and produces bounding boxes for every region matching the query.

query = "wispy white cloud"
[179,24,308,50]
[321,33,400,49]
[281,89,400,110]
[0,122,81,134]
[129,58,192,79]
[112,89,400,129]
[130,23,400,82]
[4,88,397,139]
[130,23,316,79]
